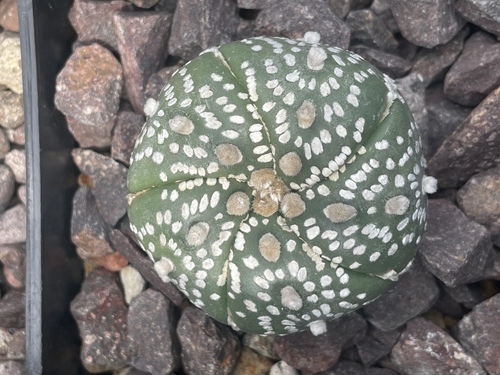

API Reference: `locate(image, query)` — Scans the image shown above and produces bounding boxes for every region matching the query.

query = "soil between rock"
[44,0,500,374]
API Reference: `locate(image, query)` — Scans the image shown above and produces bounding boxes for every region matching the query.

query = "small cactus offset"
[127,32,434,336]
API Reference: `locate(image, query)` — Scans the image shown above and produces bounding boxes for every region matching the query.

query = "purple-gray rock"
[453,294,500,374]
[68,0,133,51]
[0,129,9,158]
[412,26,469,86]
[346,10,398,52]
[55,43,122,145]
[273,313,366,373]
[352,45,411,78]
[0,290,25,328]
[0,0,18,32]
[363,258,439,331]
[168,0,238,61]
[127,288,181,374]
[418,199,492,287]
[237,0,270,10]
[0,164,14,213]
[270,361,299,375]
[109,228,184,306]
[427,86,500,188]
[72,148,128,226]
[71,186,114,260]
[457,166,500,244]
[5,124,25,146]
[0,328,25,361]
[254,0,350,49]
[111,111,144,166]
[389,0,465,48]
[0,90,23,129]
[425,83,472,159]
[444,31,500,106]
[144,64,181,101]
[4,149,25,184]
[443,283,483,309]
[0,204,26,245]
[0,361,25,375]
[484,250,500,280]
[432,283,465,319]
[356,325,402,367]
[391,317,486,375]
[0,244,25,289]
[456,0,500,36]
[66,115,116,149]
[70,268,132,371]
[370,0,399,33]
[130,0,159,8]
[177,306,241,375]
[114,11,172,113]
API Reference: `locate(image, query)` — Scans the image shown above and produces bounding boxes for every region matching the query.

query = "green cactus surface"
[127,35,429,336]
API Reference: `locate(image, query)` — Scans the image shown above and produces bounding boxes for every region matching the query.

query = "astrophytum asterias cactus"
[127,32,436,336]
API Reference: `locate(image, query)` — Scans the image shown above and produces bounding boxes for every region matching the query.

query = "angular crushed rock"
[0,244,25,289]
[363,258,439,331]
[90,250,129,272]
[4,149,25,184]
[70,268,132,371]
[177,306,241,375]
[0,164,15,213]
[5,124,24,146]
[389,0,465,48]
[119,265,146,305]
[391,317,486,375]
[352,45,411,78]
[273,313,367,373]
[0,0,19,32]
[68,0,133,51]
[356,325,402,367]
[254,0,350,49]
[127,288,181,374]
[0,129,9,158]
[232,346,274,375]
[114,11,172,113]
[0,361,25,375]
[425,83,472,158]
[444,31,500,106]
[144,64,180,100]
[71,186,114,259]
[453,294,500,375]
[111,112,145,167]
[54,43,122,147]
[0,31,23,94]
[130,0,160,8]
[72,148,128,226]
[270,361,299,375]
[418,199,492,287]
[427,86,500,188]
[412,26,469,86]
[242,333,278,360]
[0,90,23,129]
[0,328,25,361]
[456,0,500,36]
[346,9,398,52]
[457,166,500,244]
[0,204,26,245]
[0,290,25,328]
[168,0,238,61]
[237,0,270,10]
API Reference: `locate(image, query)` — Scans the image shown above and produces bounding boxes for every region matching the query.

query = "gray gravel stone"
[0,164,14,213]
[444,31,500,106]
[72,148,128,226]
[346,9,398,52]
[177,306,241,375]
[130,0,159,8]
[0,290,25,328]
[111,112,144,167]
[0,204,26,245]
[391,317,486,375]
[363,258,439,331]
[389,0,465,48]
[55,43,122,140]
[0,32,22,94]
[425,83,472,159]
[68,0,133,51]
[427,86,500,188]
[5,124,24,146]
[0,90,23,129]
[4,149,25,184]
[453,294,500,375]
[168,0,238,61]
[0,244,25,289]
[0,0,19,32]
[270,361,299,375]
[352,45,411,78]
[0,129,9,158]
[242,333,278,359]
[0,328,25,360]
[119,265,146,305]
[70,268,132,371]
[356,325,402,367]
[370,0,399,33]
[456,0,500,36]
[254,0,350,49]
[127,288,181,374]
[114,11,172,113]
[71,186,114,259]
[0,361,25,375]
[237,0,270,10]
[144,64,180,101]
[418,199,492,287]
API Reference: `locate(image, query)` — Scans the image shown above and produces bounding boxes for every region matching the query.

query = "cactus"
[127,33,433,336]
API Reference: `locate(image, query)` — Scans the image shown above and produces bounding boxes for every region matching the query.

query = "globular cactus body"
[127,34,429,335]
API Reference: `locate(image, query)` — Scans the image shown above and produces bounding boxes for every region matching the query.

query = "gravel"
[2,0,499,373]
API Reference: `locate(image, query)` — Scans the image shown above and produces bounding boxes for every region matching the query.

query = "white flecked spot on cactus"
[307,47,327,71]
[280,192,306,219]
[385,195,410,215]
[169,115,194,135]
[154,257,175,282]
[296,100,316,129]
[215,144,242,166]
[279,151,302,176]
[226,191,251,216]
[324,203,357,223]
[259,233,281,262]
[144,98,159,117]
[281,286,303,310]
